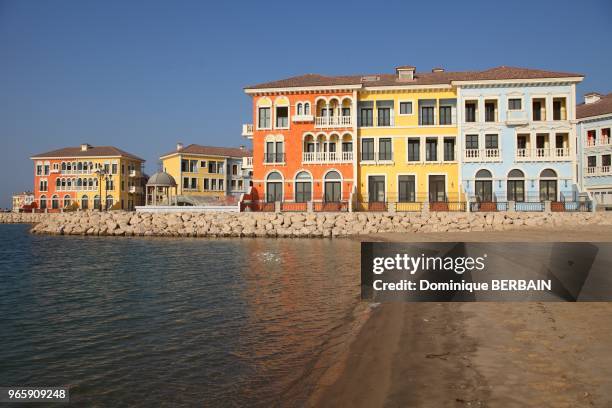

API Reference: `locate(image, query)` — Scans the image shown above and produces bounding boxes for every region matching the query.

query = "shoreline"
[2,211,612,239]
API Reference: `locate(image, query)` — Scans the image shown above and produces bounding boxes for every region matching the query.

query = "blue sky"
[0,0,611,208]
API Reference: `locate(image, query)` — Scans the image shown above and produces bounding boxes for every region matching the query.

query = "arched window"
[77,178,83,189]
[266,172,283,203]
[93,195,101,210]
[324,171,342,202]
[297,103,303,115]
[63,195,71,207]
[61,178,66,189]
[507,169,525,202]
[81,195,89,210]
[475,169,493,202]
[77,162,83,172]
[56,179,61,188]
[67,178,72,190]
[475,169,492,178]
[304,102,311,115]
[51,195,59,209]
[61,162,66,171]
[540,169,557,201]
[66,162,71,172]
[40,195,47,210]
[295,171,312,203]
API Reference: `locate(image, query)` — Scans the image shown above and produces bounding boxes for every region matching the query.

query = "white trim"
[397,99,415,116]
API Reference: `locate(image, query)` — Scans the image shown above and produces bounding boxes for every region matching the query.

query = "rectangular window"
[444,138,456,161]
[439,106,452,125]
[204,178,210,190]
[342,107,351,117]
[426,138,438,161]
[379,138,392,161]
[603,155,611,167]
[361,138,374,161]
[201,161,206,168]
[218,179,224,190]
[276,106,288,128]
[183,177,189,189]
[420,106,435,125]
[398,175,416,202]
[181,160,189,172]
[36,165,42,176]
[208,161,217,173]
[465,135,478,149]
[485,102,496,122]
[465,102,477,122]
[190,178,197,189]
[587,156,597,167]
[399,101,413,115]
[533,100,543,121]
[232,164,238,175]
[211,179,217,190]
[507,180,525,202]
[342,142,353,152]
[485,134,498,149]
[112,164,118,174]
[258,107,271,129]
[407,138,420,162]
[231,180,236,189]
[189,160,197,172]
[238,180,243,189]
[359,108,373,127]
[508,98,522,110]
[377,108,391,126]
[275,141,284,162]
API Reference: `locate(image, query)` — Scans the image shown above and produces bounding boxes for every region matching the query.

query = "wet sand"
[310,226,612,407]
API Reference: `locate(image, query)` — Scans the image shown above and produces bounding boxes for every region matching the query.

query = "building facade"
[456,67,583,211]
[160,143,252,204]
[577,92,612,209]
[244,65,585,212]
[31,144,146,211]
[12,191,34,212]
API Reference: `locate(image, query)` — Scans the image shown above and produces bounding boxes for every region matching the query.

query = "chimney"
[80,143,91,151]
[432,67,444,73]
[176,142,184,151]
[395,65,416,81]
[584,92,602,104]
[239,145,245,150]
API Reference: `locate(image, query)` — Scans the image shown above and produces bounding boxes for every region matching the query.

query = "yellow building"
[160,143,252,203]
[30,144,146,211]
[356,66,463,210]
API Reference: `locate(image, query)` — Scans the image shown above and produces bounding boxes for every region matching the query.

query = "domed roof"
[147,171,177,187]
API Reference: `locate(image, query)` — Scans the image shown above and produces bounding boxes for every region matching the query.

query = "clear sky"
[1,0,611,208]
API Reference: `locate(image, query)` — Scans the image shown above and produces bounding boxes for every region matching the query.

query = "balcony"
[585,166,612,177]
[315,116,352,128]
[515,147,571,161]
[505,110,529,126]
[242,156,253,169]
[264,153,285,164]
[464,148,502,162]
[586,137,611,148]
[242,124,254,137]
[302,151,353,163]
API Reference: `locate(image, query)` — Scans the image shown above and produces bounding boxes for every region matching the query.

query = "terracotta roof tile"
[161,144,252,158]
[31,145,144,161]
[577,93,612,119]
[245,66,583,90]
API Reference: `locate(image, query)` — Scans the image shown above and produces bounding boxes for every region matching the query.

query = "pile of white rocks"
[2,210,611,238]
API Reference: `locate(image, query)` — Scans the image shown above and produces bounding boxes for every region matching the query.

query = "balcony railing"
[515,147,570,161]
[264,153,285,164]
[464,148,501,161]
[586,137,610,147]
[585,166,612,176]
[302,151,353,163]
[315,116,352,128]
[242,123,254,137]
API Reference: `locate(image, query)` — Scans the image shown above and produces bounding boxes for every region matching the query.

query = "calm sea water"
[0,224,361,407]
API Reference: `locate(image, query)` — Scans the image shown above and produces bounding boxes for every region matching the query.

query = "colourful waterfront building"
[12,191,34,212]
[31,144,146,211]
[577,92,612,209]
[159,143,252,204]
[455,67,584,211]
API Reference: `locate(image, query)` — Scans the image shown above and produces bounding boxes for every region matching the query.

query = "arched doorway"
[294,171,312,203]
[475,169,493,202]
[539,169,557,201]
[93,195,101,210]
[324,171,342,202]
[51,195,59,209]
[63,195,72,208]
[106,195,114,210]
[40,195,47,210]
[266,172,283,203]
[507,169,525,202]
[81,195,89,210]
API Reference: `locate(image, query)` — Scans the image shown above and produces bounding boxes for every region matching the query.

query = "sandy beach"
[310,226,612,407]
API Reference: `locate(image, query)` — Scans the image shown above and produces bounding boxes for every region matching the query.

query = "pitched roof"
[161,144,252,158]
[31,145,144,161]
[577,93,612,119]
[245,66,583,90]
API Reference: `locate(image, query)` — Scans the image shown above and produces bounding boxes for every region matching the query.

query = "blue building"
[577,92,612,210]
[455,67,584,211]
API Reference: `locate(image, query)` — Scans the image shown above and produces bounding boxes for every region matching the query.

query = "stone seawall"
[2,211,612,238]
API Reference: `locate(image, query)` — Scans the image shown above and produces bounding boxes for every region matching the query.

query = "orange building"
[243,78,360,210]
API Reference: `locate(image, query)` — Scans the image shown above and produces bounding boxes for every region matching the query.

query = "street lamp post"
[95,168,108,211]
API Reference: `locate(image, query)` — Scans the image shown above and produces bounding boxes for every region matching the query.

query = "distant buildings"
[12,191,34,212]
[577,92,612,209]
[30,144,146,211]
